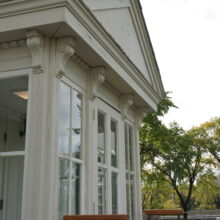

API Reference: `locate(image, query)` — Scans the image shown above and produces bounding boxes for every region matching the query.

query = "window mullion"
[68,88,72,214]
[106,114,111,214]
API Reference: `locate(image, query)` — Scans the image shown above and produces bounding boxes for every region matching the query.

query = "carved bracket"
[27,30,45,74]
[56,37,75,78]
[135,107,149,128]
[119,94,134,119]
[89,67,106,100]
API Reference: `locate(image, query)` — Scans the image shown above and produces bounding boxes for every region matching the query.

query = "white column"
[134,108,148,220]
[22,31,75,220]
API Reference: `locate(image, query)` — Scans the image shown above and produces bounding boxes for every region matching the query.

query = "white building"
[0,0,165,220]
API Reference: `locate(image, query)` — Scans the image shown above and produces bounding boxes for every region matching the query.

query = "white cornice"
[72,54,91,72]
[0,39,26,49]
[131,0,165,98]
[102,81,121,97]
[67,1,162,106]
[0,0,164,108]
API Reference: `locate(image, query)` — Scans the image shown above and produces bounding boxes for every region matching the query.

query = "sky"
[140,0,220,130]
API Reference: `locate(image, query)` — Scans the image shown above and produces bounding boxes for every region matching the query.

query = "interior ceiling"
[0,76,28,118]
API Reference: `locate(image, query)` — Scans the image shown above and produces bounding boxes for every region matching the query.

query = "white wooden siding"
[93,7,151,82]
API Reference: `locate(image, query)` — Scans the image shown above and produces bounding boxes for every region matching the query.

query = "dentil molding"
[56,37,75,78]
[27,30,45,74]
[89,67,106,101]
[0,40,26,49]
[72,54,91,72]
[119,94,134,119]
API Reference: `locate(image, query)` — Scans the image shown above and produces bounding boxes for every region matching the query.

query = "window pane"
[124,123,129,170]
[72,90,82,159]
[58,159,70,220]
[59,83,71,155]
[130,174,135,220]
[0,156,24,220]
[0,76,28,152]
[126,173,130,215]
[111,172,118,214]
[71,163,81,214]
[111,120,117,168]
[97,112,105,164]
[98,168,106,214]
[129,125,134,171]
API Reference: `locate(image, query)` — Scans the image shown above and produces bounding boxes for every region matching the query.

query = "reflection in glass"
[59,159,70,220]
[111,172,118,214]
[98,112,105,164]
[125,123,134,171]
[125,123,129,170]
[71,163,81,214]
[0,76,28,220]
[72,91,82,159]
[0,76,28,153]
[129,126,134,171]
[0,156,24,220]
[111,120,117,168]
[98,168,106,214]
[59,83,71,155]
[130,174,135,220]
[126,173,130,215]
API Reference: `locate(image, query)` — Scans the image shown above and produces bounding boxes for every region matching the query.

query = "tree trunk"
[183,206,188,219]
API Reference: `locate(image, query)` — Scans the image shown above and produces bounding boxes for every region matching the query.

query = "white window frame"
[124,120,136,220]
[93,98,125,214]
[57,77,86,218]
[0,68,31,220]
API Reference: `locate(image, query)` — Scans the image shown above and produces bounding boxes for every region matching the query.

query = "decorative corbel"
[89,67,106,100]
[119,94,134,120]
[27,30,45,74]
[56,37,75,78]
[135,107,149,128]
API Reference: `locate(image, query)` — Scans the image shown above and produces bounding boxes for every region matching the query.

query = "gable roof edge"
[130,0,165,99]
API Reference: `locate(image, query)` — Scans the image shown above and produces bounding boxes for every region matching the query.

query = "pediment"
[82,0,164,97]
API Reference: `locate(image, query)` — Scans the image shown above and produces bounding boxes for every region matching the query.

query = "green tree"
[141,169,178,210]
[193,169,220,209]
[190,118,220,166]
[140,95,207,219]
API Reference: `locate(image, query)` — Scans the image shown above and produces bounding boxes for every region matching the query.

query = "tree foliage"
[192,169,220,209]
[140,94,208,218]
[189,118,220,166]
[141,169,179,210]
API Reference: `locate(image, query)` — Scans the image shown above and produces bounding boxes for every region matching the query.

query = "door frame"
[0,68,32,220]
[92,98,126,215]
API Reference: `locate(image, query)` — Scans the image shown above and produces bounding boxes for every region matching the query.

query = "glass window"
[71,163,81,214]
[111,172,118,214]
[98,168,106,214]
[0,75,28,220]
[72,91,82,159]
[111,119,117,168]
[97,111,105,164]
[125,122,135,219]
[59,83,71,155]
[58,81,83,220]
[59,159,70,219]
[96,105,120,215]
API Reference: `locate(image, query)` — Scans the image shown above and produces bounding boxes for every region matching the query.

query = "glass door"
[95,99,122,215]
[0,75,29,220]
